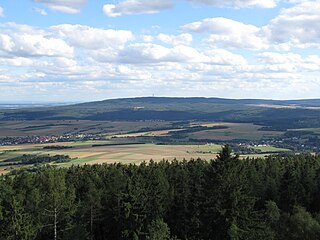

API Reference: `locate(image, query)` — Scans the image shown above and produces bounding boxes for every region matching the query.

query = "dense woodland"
[1,146,320,239]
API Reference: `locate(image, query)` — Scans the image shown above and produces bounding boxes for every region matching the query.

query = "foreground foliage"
[1,146,320,239]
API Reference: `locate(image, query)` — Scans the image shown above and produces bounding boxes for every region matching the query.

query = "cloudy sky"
[0,0,320,102]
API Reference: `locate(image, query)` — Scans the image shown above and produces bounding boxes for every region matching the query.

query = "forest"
[1,146,320,240]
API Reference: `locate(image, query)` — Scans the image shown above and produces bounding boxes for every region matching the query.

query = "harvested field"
[59,144,220,166]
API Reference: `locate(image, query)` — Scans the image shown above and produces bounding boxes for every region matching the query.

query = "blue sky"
[0,0,320,102]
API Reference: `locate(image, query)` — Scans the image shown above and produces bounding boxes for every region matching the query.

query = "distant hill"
[1,97,320,130]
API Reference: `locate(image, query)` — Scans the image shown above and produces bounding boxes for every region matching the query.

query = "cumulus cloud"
[182,17,268,50]
[205,49,247,65]
[91,42,248,67]
[2,1,320,101]
[33,0,87,14]
[181,1,320,50]
[51,24,133,49]
[0,57,35,67]
[143,33,193,45]
[265,1,320,48]
[103,0,173,17]
[257,52,320,72]
[257,52,302,64]
[92,43,208,64]
[90,43,209,64]
[0,23,74,57]
[0,6,4,17]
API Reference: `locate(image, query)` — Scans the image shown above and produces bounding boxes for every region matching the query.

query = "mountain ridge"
[0,97,320,130]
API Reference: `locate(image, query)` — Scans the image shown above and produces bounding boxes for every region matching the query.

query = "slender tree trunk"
[90,205,93,237]
[54,207,57,240]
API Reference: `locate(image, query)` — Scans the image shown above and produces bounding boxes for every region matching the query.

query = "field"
[113,129,185,138]
[0,117,307,175]
[252,146,291,153]
[289,128,320,134]
[0,138,293,175]
[0,142,224,174]
[0,120,287,144]
[188,123,283,141]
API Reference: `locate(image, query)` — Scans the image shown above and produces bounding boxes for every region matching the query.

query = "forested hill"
[1,97,320,129]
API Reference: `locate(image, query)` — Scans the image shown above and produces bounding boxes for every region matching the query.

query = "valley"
[1,96,319,174]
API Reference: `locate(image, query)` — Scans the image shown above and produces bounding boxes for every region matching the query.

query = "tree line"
[1,146,320,239]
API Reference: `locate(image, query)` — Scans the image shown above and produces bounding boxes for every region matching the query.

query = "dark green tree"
[147,218,171,240]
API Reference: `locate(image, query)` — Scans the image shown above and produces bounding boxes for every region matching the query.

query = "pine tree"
[147,218,171,240]
[6,197,37,240]
[205,145,265,239]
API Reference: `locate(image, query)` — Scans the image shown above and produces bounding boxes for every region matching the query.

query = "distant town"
[0,133,99,146]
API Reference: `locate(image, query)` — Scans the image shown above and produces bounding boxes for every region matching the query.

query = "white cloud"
[33,7,48,16]
[157,33,193,45]
[181,2,320,50]
[103,0,277,17]
[91,42,248,67]
[2,2,320,101]
[265,1,320,48]
[182,17,268,50]
[143,33,193,45]
[92,43,209,64]
[258,52,301,64]
[257,52,320,72]
[51,24,133,49]
[205,49,247,65]
[33,0,87,14]
[103,0,173,17]
[0,23,74,57]
[0,6,4,17]
[286,0,310,3]
[0,57,35,67]
[143,35,154,42]
[186,0,277,8]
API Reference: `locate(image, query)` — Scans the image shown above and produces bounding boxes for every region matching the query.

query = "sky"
[0,0,320,102]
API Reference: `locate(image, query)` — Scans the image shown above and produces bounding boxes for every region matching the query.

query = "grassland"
[252,146,291,153]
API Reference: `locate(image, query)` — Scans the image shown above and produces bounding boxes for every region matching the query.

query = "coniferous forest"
[1,146,320,240]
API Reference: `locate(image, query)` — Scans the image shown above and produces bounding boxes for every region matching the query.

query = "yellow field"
[0,142,222,173]
[113,129,184,138]
[59,144,220,166]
